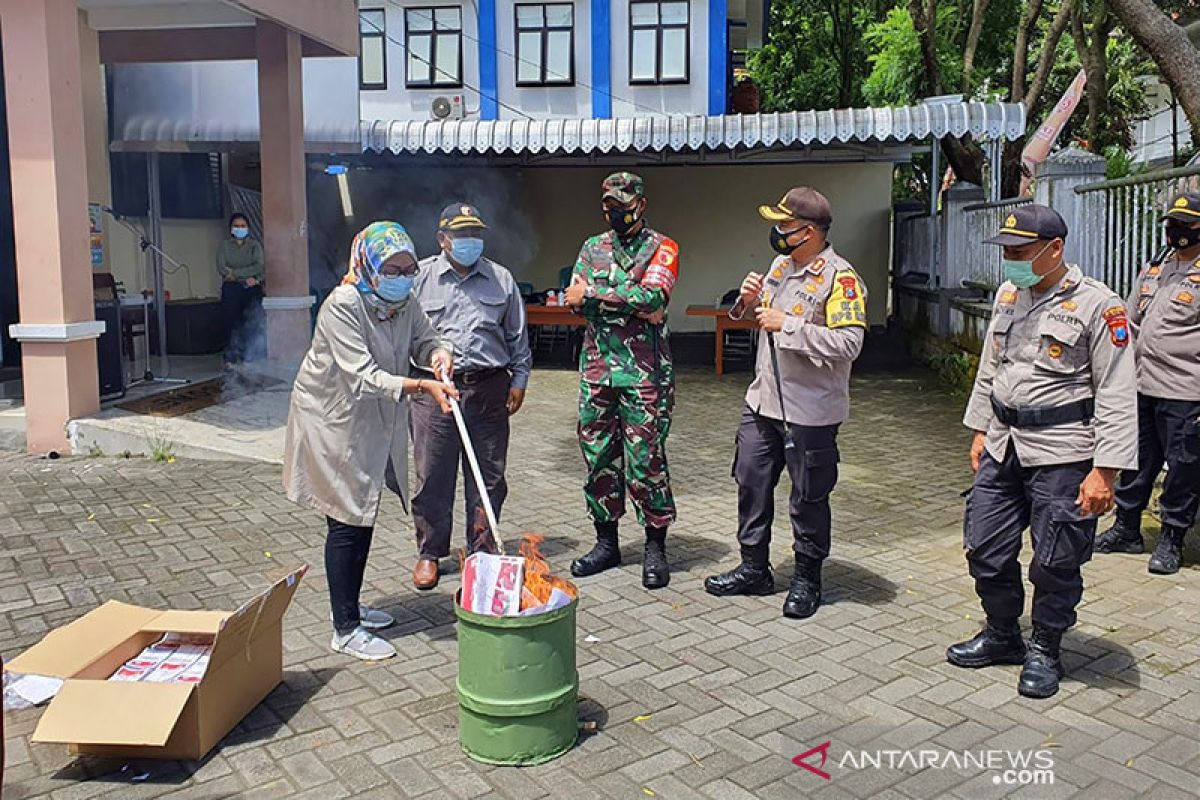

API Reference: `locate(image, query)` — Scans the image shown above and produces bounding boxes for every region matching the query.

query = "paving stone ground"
[2,364,1200,800]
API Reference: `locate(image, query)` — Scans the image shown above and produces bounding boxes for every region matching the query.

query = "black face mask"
[769,225,809,256]
[606,205,641,236]
[1166,223,1198,251]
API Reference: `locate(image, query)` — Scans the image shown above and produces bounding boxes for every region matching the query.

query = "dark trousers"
[734,405,840,562]
[965,445,1095,631]
[411,370,509,559]
[221,281,263,363]
[1115,393,1200,531]
[326,517,374,636]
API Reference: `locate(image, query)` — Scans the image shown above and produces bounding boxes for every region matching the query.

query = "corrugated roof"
[362,102,1025,156]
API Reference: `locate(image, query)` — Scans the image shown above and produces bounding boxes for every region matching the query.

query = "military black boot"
[642,527,670,589]
[782,555,822,619]
[1018,624,1065,699]
[1148,525,1186,575]
[1095,512,1144,554]
[570,521,621,577]
[704,547,774,596]
[946,618,1026,668]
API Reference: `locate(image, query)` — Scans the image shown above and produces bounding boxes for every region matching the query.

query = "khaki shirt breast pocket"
[1035,318,1087,374]
[1164,288,1200,325]
[990,314,1015,361]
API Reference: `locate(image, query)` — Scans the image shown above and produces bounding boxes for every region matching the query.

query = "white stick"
[443,378,504,553]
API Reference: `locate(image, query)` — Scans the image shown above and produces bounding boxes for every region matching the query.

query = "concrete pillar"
[79,11,111,271]
[256,20,313,363]
[1034,146,1107,267]
[1,0,101,453]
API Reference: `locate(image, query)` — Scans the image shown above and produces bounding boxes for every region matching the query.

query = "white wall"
[356,0,715,122]
[497,0,593,118]
[322,160,893,331]
[358,0,484,122]
[105,219,225,302]
[1133,78,1192,166]
[609,0,710,117]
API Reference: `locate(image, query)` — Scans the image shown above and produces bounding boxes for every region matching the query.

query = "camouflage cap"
[1164,192,1200,223]
[602,172,644,203]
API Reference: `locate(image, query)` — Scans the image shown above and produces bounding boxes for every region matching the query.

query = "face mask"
[1166,223,1197,251]
[375,274,414,303]
[769,226,809,256]
[231,227,249,240]
[606,205,641,236]
[1002,243,1053,288]
[449,237,484,266]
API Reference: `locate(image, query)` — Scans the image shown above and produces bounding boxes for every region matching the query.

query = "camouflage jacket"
[573,226,679,388]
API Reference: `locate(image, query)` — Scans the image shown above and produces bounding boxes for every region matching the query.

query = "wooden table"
[686,305,759,376]
[525,304,587,328]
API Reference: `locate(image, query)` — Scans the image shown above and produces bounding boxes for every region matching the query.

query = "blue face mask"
[375,274,414,303]
[231,227,249,240]
[1002,243,1052,288]
[449,237,485,266]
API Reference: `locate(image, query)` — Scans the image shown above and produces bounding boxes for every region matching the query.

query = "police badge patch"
[1103,306,1130,347]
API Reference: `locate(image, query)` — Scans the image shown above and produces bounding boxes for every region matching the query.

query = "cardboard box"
[5,565,307,761]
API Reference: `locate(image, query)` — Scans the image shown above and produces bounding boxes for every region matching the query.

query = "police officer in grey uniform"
[704,187,868,619]
[1096,192,1200,574]
[949,204,1138,699]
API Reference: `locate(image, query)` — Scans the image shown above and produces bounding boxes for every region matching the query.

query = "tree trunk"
[962,0,991,93]
[1072,2,1113,150]
[1011,0,1046,103]
[1025,0,1075,114]
[908,0,943,94]
[1107,0,1200,147]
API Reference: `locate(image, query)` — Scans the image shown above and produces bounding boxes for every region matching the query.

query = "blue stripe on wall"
[708,0,728,115]
[478,0,499,120]
[591,0,612,119]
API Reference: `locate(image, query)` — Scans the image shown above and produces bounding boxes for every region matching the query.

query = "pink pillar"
[1,0,101,453]
[256,19,313,363]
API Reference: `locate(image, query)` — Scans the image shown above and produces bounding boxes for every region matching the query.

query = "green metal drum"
[454,593,579,766]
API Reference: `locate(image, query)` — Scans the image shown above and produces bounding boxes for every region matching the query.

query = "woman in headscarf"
[284,221,458,661]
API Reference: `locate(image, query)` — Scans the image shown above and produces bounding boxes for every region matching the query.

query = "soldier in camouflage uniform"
[563,172,680,589]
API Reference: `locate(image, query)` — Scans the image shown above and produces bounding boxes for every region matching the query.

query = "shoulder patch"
[1103,305,1130,347]
[999,289,1018,306]
[643,237,680,292]
[1147,264,1162,277]
[826,271,867,329]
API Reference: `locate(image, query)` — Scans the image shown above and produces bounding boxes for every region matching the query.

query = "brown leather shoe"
[413,558,439,590]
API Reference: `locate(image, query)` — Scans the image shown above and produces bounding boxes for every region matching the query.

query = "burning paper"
[460,534,577,617]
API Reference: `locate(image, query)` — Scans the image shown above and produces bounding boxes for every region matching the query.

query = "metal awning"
[362,102,1025,157]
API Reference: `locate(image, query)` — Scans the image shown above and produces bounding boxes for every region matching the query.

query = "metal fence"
[1075,164,1200,298]
[948,197,1032,289]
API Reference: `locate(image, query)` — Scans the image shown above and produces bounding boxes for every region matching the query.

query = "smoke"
[307,161,540,285]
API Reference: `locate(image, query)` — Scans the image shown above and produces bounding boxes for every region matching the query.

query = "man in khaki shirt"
[704,187,867,620]
[949,204,1137,700]
[1096,192,1200,574]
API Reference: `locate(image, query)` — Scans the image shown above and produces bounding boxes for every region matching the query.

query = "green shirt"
[217,238,265,282]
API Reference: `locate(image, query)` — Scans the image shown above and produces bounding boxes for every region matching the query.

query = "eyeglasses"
[380,264,421,278]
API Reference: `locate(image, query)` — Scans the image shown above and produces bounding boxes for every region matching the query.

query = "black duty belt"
[990,396,1094,429]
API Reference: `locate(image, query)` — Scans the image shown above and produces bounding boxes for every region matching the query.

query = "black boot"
[1148,525,1186,575]
[704,546,774,596]
[782,555,822,619]
[946,618,1026,668]
[1018,624,1065,699]
[1095,512,1144,554]
[570,521,621,577]
[642,527,670,589]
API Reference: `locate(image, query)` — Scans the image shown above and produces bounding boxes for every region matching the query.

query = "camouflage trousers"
[578,381,676,529]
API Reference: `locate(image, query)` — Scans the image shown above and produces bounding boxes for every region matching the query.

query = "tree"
[1106,0,1200,147]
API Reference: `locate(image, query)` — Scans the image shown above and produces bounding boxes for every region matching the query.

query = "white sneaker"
[330,626,397,661]
[329,605,395,631]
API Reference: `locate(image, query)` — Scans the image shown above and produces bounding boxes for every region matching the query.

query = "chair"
[517,281,534,301]
[558,265,573,289]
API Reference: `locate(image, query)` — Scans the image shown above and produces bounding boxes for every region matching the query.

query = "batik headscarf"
[342,221,418,318]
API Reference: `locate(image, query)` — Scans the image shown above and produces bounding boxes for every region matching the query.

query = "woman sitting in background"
[283,221,458,661]
[217,213,265,365]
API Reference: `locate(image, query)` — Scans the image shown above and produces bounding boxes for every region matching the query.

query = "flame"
[519,533,577,609]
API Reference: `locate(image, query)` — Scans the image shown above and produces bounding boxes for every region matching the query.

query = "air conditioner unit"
[431,95,466,120]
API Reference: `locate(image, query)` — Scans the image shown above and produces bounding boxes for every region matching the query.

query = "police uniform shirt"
[963,265,1138,470]
[736,245,868,426]
[1128,255,1200,401]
